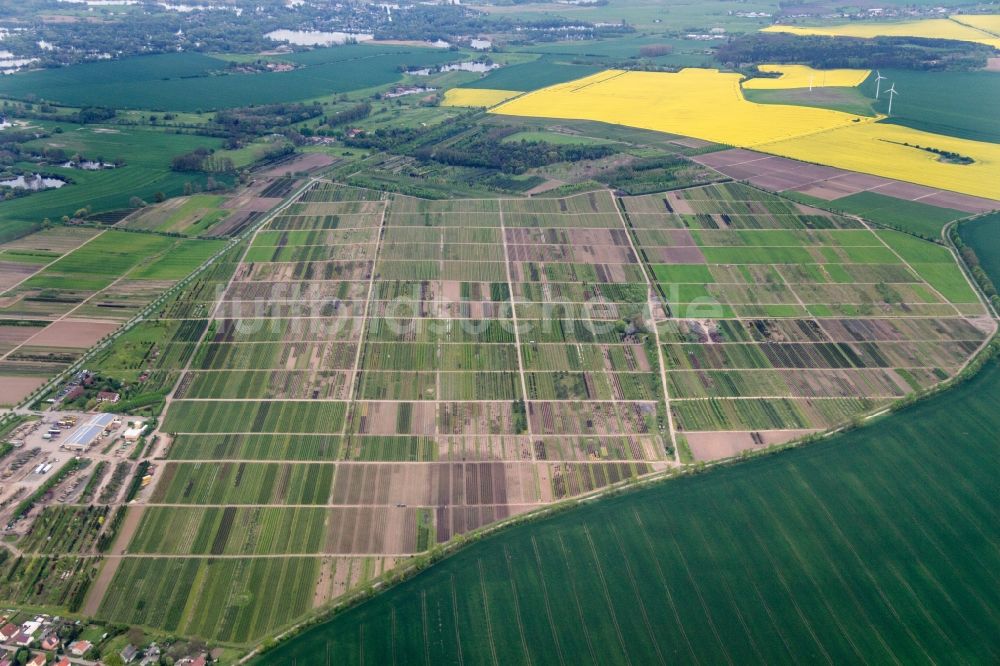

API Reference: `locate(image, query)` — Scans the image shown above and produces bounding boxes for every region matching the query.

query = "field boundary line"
[336,195,388,470]
[344,197,388,398]
[498,198,535,446]
[0,227,107,295]
[612,189,678,460]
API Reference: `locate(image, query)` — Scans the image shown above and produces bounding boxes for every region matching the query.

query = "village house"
[69,639,92,656]
[120,643,138,663]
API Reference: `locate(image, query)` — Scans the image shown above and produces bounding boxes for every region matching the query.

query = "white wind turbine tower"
[886,83,899,116]
[874,70,886,98]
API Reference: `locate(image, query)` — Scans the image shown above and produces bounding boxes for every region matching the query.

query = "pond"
[0,174,67,190]
[409,61,498,76]
[61,160,116,170]
[265,29,374,46]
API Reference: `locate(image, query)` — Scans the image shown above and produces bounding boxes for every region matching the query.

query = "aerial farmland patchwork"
[0,1,998,662]
[46,177,987,644]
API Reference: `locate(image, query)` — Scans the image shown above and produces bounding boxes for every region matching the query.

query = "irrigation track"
[611,189,678,460]
[342,196,388,406]
[498,197,535,442]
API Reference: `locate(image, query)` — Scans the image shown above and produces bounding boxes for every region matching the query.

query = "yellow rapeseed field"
[951,14,1000,34]
[742,64,870,89]
[492,68,1000,200]
[441,88,521,107]
[493,69,868,146]
[758,123,1000,200]
[761,17,1000,49]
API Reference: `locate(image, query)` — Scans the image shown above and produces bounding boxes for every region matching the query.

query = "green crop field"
[959,213,1000,283]
[253,352,1000,665]
[0,126,226,241]
[149,462,336,505]
[19,231,177,291]
[123,194,230,235]
[821,191,967,238]
[129,506,328,555]
[97,556,318,644]
[742,86,875,117]
[161,400,347,434]
[129,238,226,280]
[512,35,717,68]
[0,46,461,112]
[501,130,614,146]
[863,70,1000,144]
[460,57,603,92]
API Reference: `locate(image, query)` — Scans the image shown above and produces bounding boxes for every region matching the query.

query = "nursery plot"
[177,369,353,400]
[117,179,989,646]
[621,183,991,439]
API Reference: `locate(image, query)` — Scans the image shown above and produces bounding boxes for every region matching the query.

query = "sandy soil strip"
[23,319,119,348]
[0,376,48,406]
[82,556,122,616]
[686,429,820,461]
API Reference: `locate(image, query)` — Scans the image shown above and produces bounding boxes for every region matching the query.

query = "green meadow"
[0,126,226,242]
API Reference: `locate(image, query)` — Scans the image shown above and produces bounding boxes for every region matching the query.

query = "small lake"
[0,174,67,190]
[57,0,140,5]
[0,51,38,74]
[158,2,243,13]
[409,61,498,76]
[265,29,374,46]
[61,161,116,170]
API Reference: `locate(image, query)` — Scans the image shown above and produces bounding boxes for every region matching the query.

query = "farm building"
[123,426,144,442]
[63,413,116,451]
[97,391,120,403]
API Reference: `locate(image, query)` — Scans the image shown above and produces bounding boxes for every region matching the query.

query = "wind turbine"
[886,84,898,116]
[874,70,886,98]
